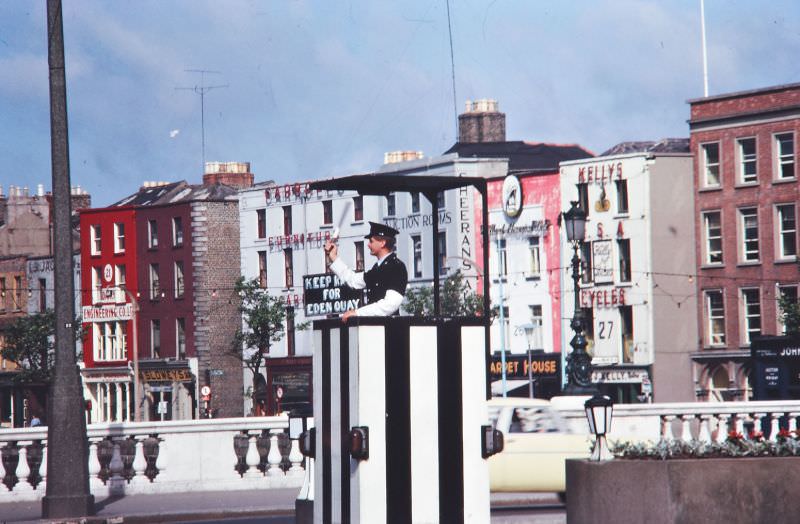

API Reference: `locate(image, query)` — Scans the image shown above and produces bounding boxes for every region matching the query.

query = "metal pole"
[43,0,94,517]
[496,236,507,397]
[123,289,141,422]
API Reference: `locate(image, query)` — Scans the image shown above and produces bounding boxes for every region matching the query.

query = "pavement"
[0,490,559,523]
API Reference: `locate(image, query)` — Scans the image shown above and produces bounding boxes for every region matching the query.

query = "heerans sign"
[302,273,362,317]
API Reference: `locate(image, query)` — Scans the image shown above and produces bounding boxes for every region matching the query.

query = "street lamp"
[584,394,614,461]
[561,201,594,394]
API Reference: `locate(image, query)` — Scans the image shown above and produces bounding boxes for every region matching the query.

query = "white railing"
[557,400,800,444]
[0,415,305,502]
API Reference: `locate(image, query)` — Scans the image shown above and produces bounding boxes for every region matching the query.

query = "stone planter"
[566,457,800,524]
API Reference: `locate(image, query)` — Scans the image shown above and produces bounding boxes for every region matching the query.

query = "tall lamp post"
[562,201,595,394]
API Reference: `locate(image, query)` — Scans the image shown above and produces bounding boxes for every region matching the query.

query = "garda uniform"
[329,222,408,317]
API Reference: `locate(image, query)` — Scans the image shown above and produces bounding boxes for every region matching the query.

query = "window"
[617,239,631,282]
[114,223,125,253]
[149,263,160,299]
[498,239,508,277]
[353,196,363,222]
[322,200,333,225]
[91,224,102,255]
[739,208,759,262]
[93,321,127,362]
[702,142,721,187]
[355,241,365,271]
[258,251,267,288]
[176,318,186,359]
[386,193,396,216]
[527,305,544,350]
[115,264,126,302]
[703,211,723,264]
[284,248,293,288]
[148,220,158,248]
[256,209,266,239]
[741,288,761,345]
[778,285,798,335]
[0,277,6,312]
[411,192,420,214]
[528,237,541,278]
[92,266,102,304]
[412,235,422,278]
[577,183,589,216]
[437,231,447,276]
[174,261,185,298]
[151,319,161,358]
[286,307,296,357]
[738,137,757,184]
[172,217,184,246]
[776,204,797,259]
[283,206,292,235]
[38,278,46,312]
[705,290,726,346]
[13,276,21,311]
[580,242,593,284]
[615,179,629,214]
[620,305,634,363]
[324,249,332,273]
[437,191,445,209]
[498,306,510,352]
[775,133,795,180]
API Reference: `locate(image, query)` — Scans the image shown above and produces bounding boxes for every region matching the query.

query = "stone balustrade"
[0,415,305,502]
[557,399,800,443]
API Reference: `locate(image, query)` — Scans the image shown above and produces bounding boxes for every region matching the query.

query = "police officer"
[324,221,408,321]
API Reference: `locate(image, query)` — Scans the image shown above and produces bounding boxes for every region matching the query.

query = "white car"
[487,397,591,493]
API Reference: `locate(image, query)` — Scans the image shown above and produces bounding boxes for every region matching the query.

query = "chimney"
[202,161,254,189]
[458,99,506,143]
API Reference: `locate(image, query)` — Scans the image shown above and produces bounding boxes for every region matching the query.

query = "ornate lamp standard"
[562,201,595,394]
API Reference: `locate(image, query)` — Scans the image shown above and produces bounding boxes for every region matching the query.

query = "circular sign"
[103,264,114,283]
[276,386,284,399]
[200,385,211,396]
[501,175,523,218]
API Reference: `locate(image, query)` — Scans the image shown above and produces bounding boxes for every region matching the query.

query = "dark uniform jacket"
[364,252,408,306]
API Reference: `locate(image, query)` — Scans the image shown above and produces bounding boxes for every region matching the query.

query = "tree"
[231,277,291,381]
[402,270,485,317]
[1,309,57,383]
[779,293,800,335]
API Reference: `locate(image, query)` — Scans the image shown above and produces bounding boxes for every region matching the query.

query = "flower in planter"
[726,430,744,442]
[748,430,765,441]
[777,429,794,442]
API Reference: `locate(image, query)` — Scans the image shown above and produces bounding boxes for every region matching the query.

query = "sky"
[1,0,800,207]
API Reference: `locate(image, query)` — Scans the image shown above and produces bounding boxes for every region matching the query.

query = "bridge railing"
[0,415,305,502]
[557,400,800,443]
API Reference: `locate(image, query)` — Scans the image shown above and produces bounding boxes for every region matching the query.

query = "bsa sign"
[302,273,362,317]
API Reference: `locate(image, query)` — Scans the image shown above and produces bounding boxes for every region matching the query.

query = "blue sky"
[1,1,799,206]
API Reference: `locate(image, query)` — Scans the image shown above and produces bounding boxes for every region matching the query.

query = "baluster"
[14,443,34,494]
[660,415,674,440]
[37,444,47,494]
[154,437,166,482]
[0,443,8,494]
[752,412,766,438]
[697,415,711,443]
[770,414,781,441]
[244,432,262,479]
[266,430,283,477]
[715,414,729,443]
[789,413,799,433]
[130,438,149,486]
[109,438,125,483]
[734,414,745,436]
[88,439,104,491]
[680,415,692,441]
[288,435,304,475]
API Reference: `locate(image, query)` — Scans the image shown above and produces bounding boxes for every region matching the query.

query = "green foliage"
[611,431,800,460]
[231,277,307,378]
[402,271,484,317]
[778,293,800,335]
[1,310,56,383]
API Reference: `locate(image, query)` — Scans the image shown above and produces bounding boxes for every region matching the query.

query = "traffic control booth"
[300,174,501,523]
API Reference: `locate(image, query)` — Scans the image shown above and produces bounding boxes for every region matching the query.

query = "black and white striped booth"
[311,316,492,524]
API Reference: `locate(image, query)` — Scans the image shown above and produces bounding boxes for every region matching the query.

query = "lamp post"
[121,287,141,422]
[561,201,595,394]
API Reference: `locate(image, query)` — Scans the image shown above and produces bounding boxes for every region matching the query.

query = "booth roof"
[308,173,486,195]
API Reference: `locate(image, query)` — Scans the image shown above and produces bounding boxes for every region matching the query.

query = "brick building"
[80,163,252,421]
[690,83,800,400]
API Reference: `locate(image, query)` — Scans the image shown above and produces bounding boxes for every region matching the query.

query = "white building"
[559,141,696,402]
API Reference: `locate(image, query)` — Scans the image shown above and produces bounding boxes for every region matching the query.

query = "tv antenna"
[176,69,228,171]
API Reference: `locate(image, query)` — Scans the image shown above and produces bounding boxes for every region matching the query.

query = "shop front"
[81,366,133,423]
[488,352,561,399]
[139,361,196,421]
[264,356,312,415]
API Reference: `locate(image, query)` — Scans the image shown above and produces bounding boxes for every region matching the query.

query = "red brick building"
[690,83,800,400]
[80,166,251,422]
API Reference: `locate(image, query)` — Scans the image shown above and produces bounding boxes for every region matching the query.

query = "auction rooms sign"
[302,273,362,317]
